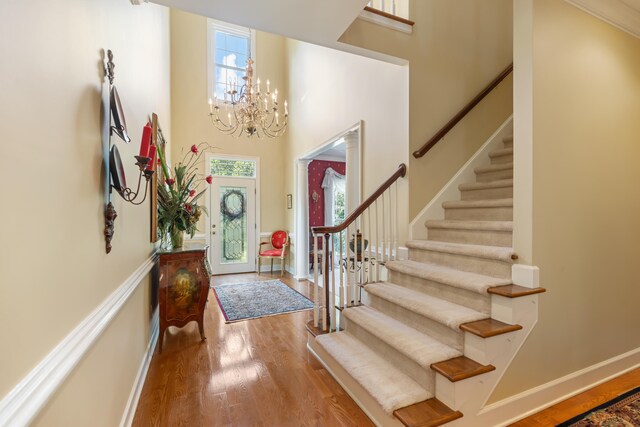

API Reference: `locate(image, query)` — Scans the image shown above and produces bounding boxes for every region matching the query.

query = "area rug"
[556,386,640,426]
[212,279,314,323]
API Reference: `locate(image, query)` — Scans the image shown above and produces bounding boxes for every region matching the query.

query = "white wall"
[0,1,170,424]
[283,39,409,273]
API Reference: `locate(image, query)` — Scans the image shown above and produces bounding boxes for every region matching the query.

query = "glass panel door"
[210,177,256,274]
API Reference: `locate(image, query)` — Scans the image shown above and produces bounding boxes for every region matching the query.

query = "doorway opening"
[294,122,362,281]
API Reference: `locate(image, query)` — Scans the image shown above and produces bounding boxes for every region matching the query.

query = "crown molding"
[565,0,640,39]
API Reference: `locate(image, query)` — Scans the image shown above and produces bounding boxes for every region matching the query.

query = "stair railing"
[311,163,407,332]
[413,63,513,159]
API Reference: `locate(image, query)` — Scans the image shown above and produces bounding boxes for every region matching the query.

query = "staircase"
[307,132,545,427]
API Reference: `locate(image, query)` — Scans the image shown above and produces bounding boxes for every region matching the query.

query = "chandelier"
[208,58,288,138]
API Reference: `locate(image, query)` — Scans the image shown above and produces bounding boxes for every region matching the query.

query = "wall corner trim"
[0,254,158,427]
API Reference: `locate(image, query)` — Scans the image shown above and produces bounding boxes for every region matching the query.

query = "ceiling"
[566,0,640,38]
[149,0,369,48]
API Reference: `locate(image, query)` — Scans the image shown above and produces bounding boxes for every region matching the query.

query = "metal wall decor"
[103,49,156,253]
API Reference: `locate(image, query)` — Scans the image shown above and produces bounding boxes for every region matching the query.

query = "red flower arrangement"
[156,142,216,242]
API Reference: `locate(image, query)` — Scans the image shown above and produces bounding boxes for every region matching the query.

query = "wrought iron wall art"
[103,49,156,253]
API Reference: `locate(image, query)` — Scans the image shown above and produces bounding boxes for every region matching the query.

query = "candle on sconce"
[274,88,278,103]
[257,78,261,93]
[266,80,270,93]
[275,111,279,125]
[208,97,214,114]
[146,145,157,171]
[284,100,288,116]
[139,124,152,158]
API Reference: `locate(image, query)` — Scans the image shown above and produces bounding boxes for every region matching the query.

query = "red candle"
[146,145,157,170]
[139,124,152,158]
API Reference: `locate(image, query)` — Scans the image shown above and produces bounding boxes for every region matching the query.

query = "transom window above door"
[210,158,257,178]
[208,19,255,100]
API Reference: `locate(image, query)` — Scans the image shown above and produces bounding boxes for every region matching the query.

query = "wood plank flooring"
[132,272,374,427]
[511,367,640,426]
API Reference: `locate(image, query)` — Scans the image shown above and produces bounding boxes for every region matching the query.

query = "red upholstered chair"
[258,230,289,276]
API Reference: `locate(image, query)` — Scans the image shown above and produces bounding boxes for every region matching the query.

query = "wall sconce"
[103,50,156,254]
[311,190,319,204]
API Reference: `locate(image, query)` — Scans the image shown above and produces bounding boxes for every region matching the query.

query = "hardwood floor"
[132,272,374,427]
[510,367,640,426]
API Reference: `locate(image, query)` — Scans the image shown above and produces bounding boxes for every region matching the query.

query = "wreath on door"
[220,189,246,220]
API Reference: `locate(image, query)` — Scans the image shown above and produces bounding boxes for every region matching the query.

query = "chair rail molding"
[565,0,640,39]
[0,255,158,427]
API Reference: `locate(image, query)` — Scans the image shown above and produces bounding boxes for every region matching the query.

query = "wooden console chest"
[158,243,211,352]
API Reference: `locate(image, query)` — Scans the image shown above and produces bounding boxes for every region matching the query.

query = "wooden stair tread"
[460,318,522,338]
[431,356,495,382]
[394,398,463,427]
[487,284,546,298]
[363,6,416,26]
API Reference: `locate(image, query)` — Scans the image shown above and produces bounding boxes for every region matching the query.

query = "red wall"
[308,160,346,228]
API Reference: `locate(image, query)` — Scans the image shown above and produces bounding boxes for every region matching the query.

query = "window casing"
[207,19,255,101]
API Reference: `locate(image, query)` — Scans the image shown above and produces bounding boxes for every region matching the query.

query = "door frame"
[204,153,261,273]
[294,121,362,280]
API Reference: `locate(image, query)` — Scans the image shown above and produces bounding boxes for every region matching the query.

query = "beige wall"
[340,0,513,218]
[170,9,288,235]
[492,0,640,400]
[0,0,170,423]
[283,39,409,271]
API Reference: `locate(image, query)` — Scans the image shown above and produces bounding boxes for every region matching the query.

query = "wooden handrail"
[363,6,416,26]
[413,63,513,159]
[312,163,406,235]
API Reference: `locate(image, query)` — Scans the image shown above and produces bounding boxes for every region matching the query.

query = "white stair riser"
[363,292,464,352]
[343,318,436,392]
[476,168,513,182]
[444,206,513,221]
[408,249,512,279]
[503,138,513,149]
[461,186,513,201]
[387,270,491,313]
[427,227,513,247]
[490,153,513,165]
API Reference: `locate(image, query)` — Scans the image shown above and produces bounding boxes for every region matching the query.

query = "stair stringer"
[432,264,542,427]
[409,116,513,241]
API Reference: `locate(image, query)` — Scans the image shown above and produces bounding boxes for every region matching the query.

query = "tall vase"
[170,225,184,249]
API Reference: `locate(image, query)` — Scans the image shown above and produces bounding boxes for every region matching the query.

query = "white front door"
[210,177,256,274]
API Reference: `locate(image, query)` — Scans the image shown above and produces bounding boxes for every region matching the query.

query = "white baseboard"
[476,347,640,426]
[119,307,159,427]
[0,255,157,427]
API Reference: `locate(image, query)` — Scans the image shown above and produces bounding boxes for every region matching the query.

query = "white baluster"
[394,182,399,261]
[367,207,372,284]
[321,234,327,331]
[375,199,380,282]
[330,234,336,331]
[381,192,386,266]
[333,231,345,308]
[313,233,319,328]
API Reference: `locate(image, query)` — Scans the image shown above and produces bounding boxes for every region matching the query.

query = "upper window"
[208,20,255,100]
[210,158,257,178]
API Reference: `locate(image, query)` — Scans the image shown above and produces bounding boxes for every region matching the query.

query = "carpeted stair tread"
[365,282,489,330]
[316,331,432,414]
[430,356,495,382]
[394,398,463,427]
[425,220,513,232]
[385,259,511,294]
[489,147,513,159]
[459,179,513,191]
[487,284,546,298]
[406,240,516,263]
[343,305,462,369]
[442,198,513,209]
[474,162,513,174]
